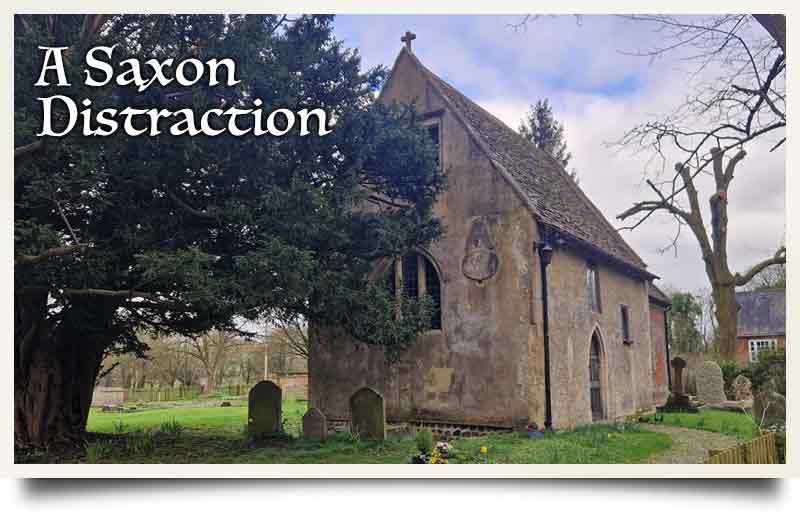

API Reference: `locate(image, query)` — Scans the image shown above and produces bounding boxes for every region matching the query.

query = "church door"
[589,335,604,421]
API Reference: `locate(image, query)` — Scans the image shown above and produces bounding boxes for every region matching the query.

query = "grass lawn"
[638,409,760,441]
[44,401,673,464]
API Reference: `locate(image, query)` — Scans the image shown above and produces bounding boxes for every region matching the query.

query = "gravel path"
[642,424,741,464]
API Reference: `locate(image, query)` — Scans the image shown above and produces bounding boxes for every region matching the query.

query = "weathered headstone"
[695,361,726,405]
[732,374,753,401]
[302,407,327,440]
[349,387,385,441]
[248,380,282,436]
[670,356,686,394]
[753,390,786,424]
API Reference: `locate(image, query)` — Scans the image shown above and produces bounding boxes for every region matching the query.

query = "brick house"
[309,40,669,432]
[735,290,786,367]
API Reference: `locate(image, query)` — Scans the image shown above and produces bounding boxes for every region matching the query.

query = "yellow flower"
[479,446,488,454]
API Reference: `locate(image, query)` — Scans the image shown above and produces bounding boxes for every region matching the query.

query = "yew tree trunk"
[15,291,112,448]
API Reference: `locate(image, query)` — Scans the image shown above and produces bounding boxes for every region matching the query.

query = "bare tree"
[614,15,785,359]
[179,330,247,391]
[270,318,311,360]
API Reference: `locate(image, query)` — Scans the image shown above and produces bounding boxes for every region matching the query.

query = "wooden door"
[589,336,604,421]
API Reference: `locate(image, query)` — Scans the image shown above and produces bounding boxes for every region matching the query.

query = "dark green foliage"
[518,98,572,169]
[718,360,743,397]
[745,348,785,395]
[717,348,785,397]
[415,428,434,454]
[14,14,445,445]
[668,292,704,353]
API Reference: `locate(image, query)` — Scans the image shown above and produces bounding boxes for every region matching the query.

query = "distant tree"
[518,99,575,178]
[748,261,786,291]
[179,330,247,391]
[669,292,705,353]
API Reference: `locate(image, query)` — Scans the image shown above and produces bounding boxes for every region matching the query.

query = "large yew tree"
[14,15,444,447]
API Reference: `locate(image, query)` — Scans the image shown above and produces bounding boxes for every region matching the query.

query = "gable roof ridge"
[395,48,544,218]
[387,48,652,277]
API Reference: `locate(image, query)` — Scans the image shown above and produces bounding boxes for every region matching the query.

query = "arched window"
[386,252,442,330]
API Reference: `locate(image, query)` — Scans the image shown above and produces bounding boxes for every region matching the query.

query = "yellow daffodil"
[480,446,488,454]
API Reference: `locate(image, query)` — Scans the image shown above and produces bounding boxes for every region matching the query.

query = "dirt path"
[641,424,741,464]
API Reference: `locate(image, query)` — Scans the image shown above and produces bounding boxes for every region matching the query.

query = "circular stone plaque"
[461,248,499,281]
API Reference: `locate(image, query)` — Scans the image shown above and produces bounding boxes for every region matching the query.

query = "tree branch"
[15,244,87,266]
[734,247,786,286]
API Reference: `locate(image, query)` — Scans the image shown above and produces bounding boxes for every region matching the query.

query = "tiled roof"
[401,49,653,277]
[736,290,785,337]
[648,283,671,305]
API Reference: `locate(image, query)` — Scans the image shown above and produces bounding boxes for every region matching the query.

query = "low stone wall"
[91,387,128,406]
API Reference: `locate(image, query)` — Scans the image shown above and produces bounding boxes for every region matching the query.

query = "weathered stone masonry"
[309,43,668,431]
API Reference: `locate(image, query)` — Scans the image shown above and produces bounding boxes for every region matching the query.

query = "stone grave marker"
[670,356,686,394]
[248,380,282,437]
[696,361,726,405]
[349,387,385,441]
[302,407,327,440]
[732,374,753,401]
[753,390,786,424]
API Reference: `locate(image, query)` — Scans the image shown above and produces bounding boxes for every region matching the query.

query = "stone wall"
[310,50,543,429]
[649,303,670,405]
[546,248,655,428]
[91,387,128,406]
[309,49,658,431]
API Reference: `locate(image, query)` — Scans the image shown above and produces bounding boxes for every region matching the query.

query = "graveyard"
[17,373,769,465]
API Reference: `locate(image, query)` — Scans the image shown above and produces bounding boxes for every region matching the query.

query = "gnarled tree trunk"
[15,291,112,448]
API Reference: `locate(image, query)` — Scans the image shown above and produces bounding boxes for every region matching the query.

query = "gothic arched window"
[386,252,442,330]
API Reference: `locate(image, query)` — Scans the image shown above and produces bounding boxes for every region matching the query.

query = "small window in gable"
[385,252,442,330]
[587,262,602,313]
[424,120,442,169]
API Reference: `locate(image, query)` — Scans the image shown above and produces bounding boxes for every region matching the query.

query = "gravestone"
[695,361,726,405]
[302,407,327,440]
[753,390,786,424]
[248,380,282,437]
[349,387,385,441]
[732,374,753,401]
[670,357,686,394]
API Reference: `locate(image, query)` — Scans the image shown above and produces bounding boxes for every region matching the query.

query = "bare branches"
[734,246,786,286]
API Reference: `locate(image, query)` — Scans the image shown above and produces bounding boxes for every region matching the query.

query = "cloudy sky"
[332,14,786,293]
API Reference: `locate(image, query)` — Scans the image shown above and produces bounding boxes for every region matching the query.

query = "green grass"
[639,410,760,440]
[70,403,672,464]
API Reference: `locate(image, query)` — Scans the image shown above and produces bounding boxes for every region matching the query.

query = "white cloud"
[334,14,786,292]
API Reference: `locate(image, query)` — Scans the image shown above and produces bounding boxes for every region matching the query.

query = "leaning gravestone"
[349,387,385,441]
[732,374,753,401]
[248,380,282,437]
[753,390,786,424]
[695,361,727,405]
[302,407,327,440]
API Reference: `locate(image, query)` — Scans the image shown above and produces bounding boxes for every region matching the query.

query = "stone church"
[309,36,670,433]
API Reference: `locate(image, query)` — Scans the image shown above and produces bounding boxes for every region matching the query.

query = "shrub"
[85,440,113,463]
[718,360,745,398]
[415,428,434,455]
[747,348,785,395]
[126,429,157,456]
[159,418,185,436]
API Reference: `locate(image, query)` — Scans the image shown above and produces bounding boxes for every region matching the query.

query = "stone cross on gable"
[401,31,416,51]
